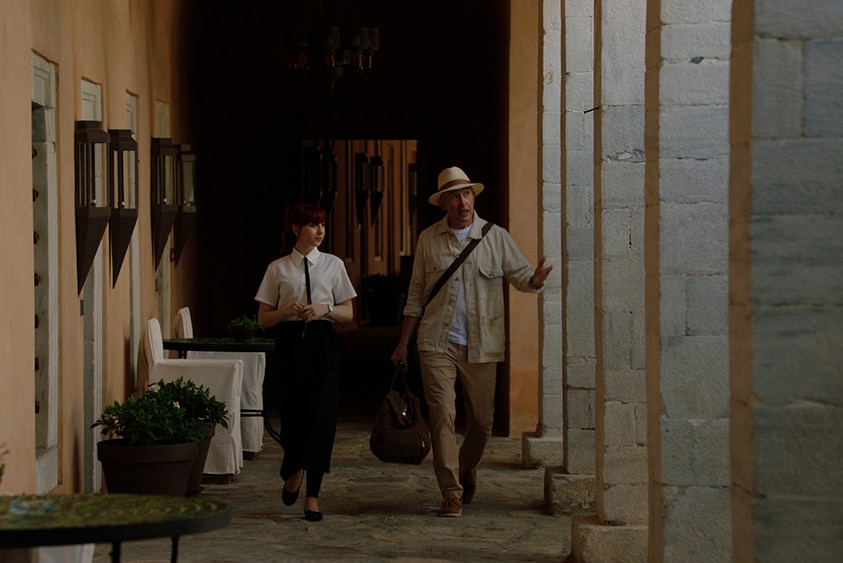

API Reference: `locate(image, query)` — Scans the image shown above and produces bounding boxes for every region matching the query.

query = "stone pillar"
[645,0,732,561]
[561,0,596,479]
[541,0,599,516]
[570,0,648,560]
[523,0,565,468]
[730,0,843,561]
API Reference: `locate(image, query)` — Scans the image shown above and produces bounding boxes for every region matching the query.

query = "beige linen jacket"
[403,213,540,363]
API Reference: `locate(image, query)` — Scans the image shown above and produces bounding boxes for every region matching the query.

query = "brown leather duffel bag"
[370,367,431,465]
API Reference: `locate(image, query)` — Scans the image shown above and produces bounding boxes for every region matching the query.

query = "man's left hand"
[531,257,553,289]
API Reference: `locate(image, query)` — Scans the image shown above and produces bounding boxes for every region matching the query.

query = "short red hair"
[280,202,327,256]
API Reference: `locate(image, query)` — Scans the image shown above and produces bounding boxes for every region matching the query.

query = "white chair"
[176,307,266,455]
[140,318,244,476]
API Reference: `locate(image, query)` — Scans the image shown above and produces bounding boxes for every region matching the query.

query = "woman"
[254,202,356,521]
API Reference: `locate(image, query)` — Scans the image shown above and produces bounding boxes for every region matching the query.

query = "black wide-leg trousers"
[275,320,340,497]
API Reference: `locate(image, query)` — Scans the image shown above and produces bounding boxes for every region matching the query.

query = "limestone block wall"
[730,0,843,560]
[645,0,732,561]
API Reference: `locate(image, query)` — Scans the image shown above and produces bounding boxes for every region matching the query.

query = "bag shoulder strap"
[423,221,494,308]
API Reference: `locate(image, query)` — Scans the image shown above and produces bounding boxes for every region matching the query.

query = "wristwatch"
[326,303,334,318]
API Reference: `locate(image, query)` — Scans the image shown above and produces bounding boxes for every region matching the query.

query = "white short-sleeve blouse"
[255,248,357,323]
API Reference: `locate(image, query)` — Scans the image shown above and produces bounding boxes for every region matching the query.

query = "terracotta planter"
[98,439,199,497]
[186,422,217,496]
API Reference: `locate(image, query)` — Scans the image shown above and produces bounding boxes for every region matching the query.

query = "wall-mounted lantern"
[151,138,179,269]
[355,153,369,229]
[74,120,111,293]
[172,144,197,264]
[107,129,138,286]
[369,155,384,226]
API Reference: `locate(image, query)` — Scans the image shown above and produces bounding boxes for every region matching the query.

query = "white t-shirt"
[448,225,472,345]
[254,248,357,322]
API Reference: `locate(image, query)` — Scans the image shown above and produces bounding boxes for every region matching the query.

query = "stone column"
[523,0,565,468]
[562,0,597,479]
[645,0,732,561]
[570,0,649,560]
[540,0,599,516]
[730,0,843,560]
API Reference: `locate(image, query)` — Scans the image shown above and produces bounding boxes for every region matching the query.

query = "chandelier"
[282,22,380,89]
[278,0,379,89]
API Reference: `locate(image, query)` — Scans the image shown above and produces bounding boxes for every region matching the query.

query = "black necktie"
[304,256,312,304]
[302,256,312,338]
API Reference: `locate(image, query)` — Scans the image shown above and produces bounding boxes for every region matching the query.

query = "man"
[391,166,552,517]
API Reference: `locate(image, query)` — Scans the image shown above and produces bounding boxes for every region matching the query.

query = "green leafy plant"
[229,314,259,329]
[156,377,229,429]
[229,313,260,343]
[91,378,228,446]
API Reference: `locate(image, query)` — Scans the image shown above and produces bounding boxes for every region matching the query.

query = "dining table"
[162,336,275,359]
[0,493,229,563]
[161,337,281,445]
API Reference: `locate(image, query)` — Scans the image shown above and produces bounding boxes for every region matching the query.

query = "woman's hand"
[258,301,332,327]
[282,301,307,318]
[298,303,331,323]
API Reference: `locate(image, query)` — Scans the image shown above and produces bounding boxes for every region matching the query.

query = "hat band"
[438,178,471,192]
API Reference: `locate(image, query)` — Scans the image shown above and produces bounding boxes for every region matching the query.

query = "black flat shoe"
[282,486,300,506]
[304,509,323,522]
[282,472,303,506]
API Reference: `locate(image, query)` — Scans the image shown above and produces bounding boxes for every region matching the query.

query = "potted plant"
[155,378,230,495]
[229,314,260,343]
[91,378,228,496]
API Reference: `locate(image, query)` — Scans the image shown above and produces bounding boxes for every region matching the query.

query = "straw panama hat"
[429,166,485,205]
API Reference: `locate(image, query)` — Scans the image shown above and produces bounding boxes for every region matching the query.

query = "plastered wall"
[0,0,195,495]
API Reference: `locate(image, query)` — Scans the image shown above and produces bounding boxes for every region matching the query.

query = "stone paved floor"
[91,416,572,562]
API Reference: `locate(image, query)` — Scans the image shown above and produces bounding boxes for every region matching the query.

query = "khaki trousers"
[418,341,497,499]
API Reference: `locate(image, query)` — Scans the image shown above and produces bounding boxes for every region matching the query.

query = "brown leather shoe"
[438,495,462,517]
[460,469,477,504]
